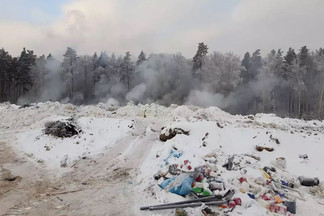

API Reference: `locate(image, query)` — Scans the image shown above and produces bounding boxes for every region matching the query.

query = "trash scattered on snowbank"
[138,107,324,216]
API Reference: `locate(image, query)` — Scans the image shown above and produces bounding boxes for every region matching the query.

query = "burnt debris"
[44,119,81,138]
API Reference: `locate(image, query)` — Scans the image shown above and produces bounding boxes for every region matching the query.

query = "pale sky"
[0,0,323,58]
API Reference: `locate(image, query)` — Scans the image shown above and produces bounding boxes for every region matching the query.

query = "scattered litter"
[159,127,190,142]
[1,169,22,182]
[44,119,81,138]
[247,193,255,199]
[255,146,274,152]
[268,203,287,214]
[247,115,254,120]
[283,201,296,214]
[201,207,218,216]
[276,157,287,169]
[270,135,280,144]
[140,190,235,211]
[159,174,194,196]
[47,189,82,196]
[222,156,234,171]
[216,122,223,128]
[4,176,21,182]
[19,103,32,109]
[263,166,276,176]
[299,154,308,159]
[298,176,320,187]
[164,149,183,165]
[175,208,188,216]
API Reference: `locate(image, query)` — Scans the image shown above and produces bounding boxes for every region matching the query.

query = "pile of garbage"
[44,118,81,138]
[141,145,324,215]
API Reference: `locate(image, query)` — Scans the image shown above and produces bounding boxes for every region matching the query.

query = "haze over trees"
[1,44,324,119]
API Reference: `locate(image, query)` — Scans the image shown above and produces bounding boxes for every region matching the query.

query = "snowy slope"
[136,106,324,215]
[1,102,324,215]
[18,117,132,169]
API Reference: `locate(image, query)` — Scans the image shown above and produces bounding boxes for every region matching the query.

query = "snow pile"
[1,101,324,215]
[18,117,132,168]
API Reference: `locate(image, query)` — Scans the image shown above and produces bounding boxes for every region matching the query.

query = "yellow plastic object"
[274,195,282,203]
[259,168,271,179]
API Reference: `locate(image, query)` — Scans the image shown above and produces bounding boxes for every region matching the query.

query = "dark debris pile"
[44,119,81,138]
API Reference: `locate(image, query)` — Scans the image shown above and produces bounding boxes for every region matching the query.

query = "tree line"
[0,44,324,119]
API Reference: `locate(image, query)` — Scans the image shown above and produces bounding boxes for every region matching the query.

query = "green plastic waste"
[193,187,212,196]
[202,190,211,196]
[193,187,204,194]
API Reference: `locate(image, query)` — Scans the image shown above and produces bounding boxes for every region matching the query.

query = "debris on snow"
[255,145,274,152]
[159,127,190,142]
[298,176,320,187]
[1,169,22,182]
[44,119,81,138]
[270,134,281,144]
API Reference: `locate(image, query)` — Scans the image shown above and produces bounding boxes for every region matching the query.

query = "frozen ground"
[0,101,324,215]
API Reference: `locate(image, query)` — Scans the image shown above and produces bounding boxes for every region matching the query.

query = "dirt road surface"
[0,118,160,216]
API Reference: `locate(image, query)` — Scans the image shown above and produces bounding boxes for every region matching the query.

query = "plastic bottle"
[240,181,250,193]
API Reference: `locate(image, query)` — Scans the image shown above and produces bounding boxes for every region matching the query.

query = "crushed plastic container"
[240,181,250,193]
[276,157,287,169]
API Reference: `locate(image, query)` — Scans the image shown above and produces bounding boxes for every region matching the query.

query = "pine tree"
[284,48,297,66]
[0,48,12,102]
[299,46,310,68]
[250,49,262,79]
[79,55,95,102]
[46,53,53,60]
[98,52,108,68]
[192,42,208,82]
[136,50,147,66]
[314,50,324,117]
[120,52,134,90]
[92,52,99,98]
[30,54,47,97]
[283,48,301,116]
[241,52,251,83]
[107,53,118,77]
[17,48,36,98]
[62,47,78,99]
[260,50,284,113]
[317,48,324,56]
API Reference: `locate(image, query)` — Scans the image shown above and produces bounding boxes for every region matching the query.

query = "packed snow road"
[0,101,324,215]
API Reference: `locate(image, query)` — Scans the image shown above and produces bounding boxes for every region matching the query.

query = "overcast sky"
[0,0,323,58]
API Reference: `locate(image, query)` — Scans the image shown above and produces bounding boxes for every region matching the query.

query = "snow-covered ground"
[18,117,132,169]
[0,101,324,215]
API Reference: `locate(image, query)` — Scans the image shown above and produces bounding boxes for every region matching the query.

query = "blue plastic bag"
[159,176,193,196]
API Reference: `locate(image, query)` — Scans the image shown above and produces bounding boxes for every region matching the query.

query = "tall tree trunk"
[272,88,276,113]
[288,90,292,115]
[84,63,88,102]
[70,69,74,100]
[92,72,96,98]
[0,80,4,102]
[298,91,301,118]
[318,84,324,117]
